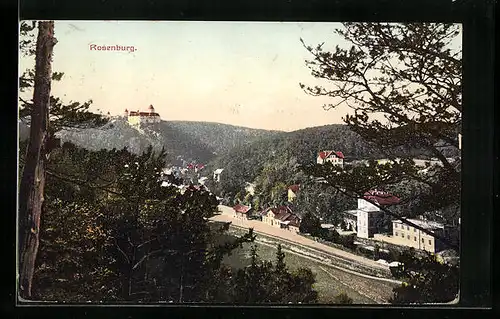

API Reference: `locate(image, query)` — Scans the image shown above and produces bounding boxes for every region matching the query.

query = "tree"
[340,220,347,231]
[18,21,108,299]
[298,212,322,236]
[31,144,258,302]
[389,249,459,304]
[294,178,355,225]
[18,21,57,299]
[334,292,354,304]
[231,244,318,303]
[19,21,106,135]
[300,23,461,303]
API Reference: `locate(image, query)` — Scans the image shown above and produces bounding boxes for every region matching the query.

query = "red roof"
[318,150,344,159]
[318,151,333,159]
[363,190,400,206]
[265,206,300,225]
[233,204,252,214]
[288,184,300,193]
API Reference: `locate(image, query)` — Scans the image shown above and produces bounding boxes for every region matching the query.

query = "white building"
[317,150,344,167]
[356,199,385,239]
[125,104,161,127]
[213,168,224,182]
[354,190,400,239]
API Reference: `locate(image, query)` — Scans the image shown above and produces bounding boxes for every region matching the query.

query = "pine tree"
[18,21,108,299]
[18,21,57,299]
[300,23,461,303]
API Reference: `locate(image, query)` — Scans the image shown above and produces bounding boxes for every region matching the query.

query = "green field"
[218,233,382,304]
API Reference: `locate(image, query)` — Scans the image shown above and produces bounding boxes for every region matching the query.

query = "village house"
[317,150,344,167]
[213,168,224,182]
[287,184,300,202]
[124,104,161,126]
[355,190,400,239]
[261,206,301,233]
[232,204,253,220]
[374,216,454,253]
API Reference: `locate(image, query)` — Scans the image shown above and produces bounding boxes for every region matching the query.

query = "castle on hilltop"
[123,105,161,126]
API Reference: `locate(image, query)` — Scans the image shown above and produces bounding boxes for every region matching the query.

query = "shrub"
[334,292,353,304]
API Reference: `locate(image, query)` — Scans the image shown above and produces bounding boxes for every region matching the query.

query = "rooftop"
[233,204,252,214]
[318,150,345,159]
[393,218,445,230]
[363,190,400,206]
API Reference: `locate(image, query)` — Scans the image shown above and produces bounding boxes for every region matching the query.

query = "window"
[429,239,432,245]
[414,228,416,232]
[401,232,404,238]
[394,224,397,229]
[395,231,398,236]
[407,235,410,240]
[414,236,417,241]
[407,226,409,230]
[422,238,424,243]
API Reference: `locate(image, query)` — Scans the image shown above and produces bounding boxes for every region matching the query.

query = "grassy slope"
[217,233,395,304]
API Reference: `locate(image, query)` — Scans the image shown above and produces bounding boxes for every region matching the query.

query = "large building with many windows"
[389,218,449,253]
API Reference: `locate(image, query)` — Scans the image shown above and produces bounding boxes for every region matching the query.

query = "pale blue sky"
[19,21,462,131]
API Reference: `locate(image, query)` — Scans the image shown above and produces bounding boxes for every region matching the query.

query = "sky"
[18,21,462,132]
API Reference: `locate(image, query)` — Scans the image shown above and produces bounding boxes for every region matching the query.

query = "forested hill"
[166,120,283,156]
[18,118,282,164]
[204,123,461,195]
[205,124,381,186]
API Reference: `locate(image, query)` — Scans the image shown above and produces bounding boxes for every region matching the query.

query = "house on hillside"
[287,184,300,202]
[232,204,253,220]
[374,216,455,253]
[261,206,301,233]
[317,150,344,167]
[354,190,400,239]
[213,168,224,182]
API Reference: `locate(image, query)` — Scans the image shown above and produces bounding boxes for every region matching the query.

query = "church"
[124,104,161,126]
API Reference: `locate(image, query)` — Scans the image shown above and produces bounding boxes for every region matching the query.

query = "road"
[211,205,393,275]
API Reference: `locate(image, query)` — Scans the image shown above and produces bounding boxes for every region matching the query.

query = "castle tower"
[148,104,155,114]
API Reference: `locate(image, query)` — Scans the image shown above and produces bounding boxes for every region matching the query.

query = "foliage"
[389,249,459,304]
[299,23,461,303]
[334,292,354,304]
[230,244,318,303]
[298,212,322,236]
[19,21,107,136]
[338,234,357,250]
[300,22,461,223]
[205,121,442,201]
[28,144,254,301]
[293,177,355,224]
[27,142,322,303]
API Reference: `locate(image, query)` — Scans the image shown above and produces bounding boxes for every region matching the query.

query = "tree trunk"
[18,21,56,299]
